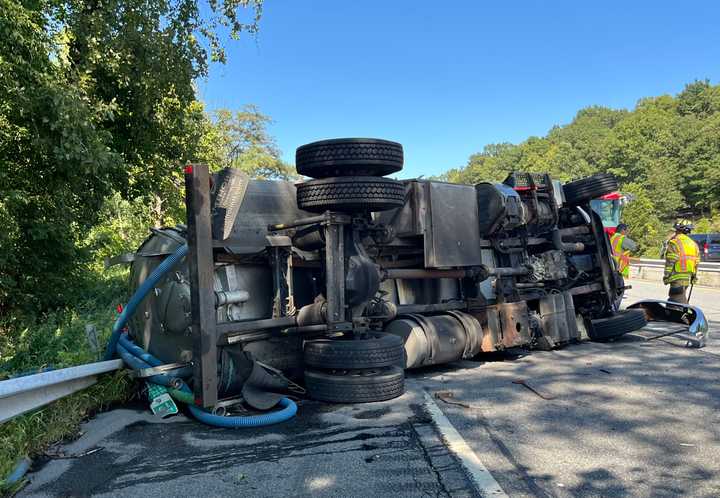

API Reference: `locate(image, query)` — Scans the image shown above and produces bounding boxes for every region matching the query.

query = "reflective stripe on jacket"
[664,234,700,283]
[610,233,631,277]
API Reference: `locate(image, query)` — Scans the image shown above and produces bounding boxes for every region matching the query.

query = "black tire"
[304,366,405,403]
[304,332,404,370]
[296,138,403,178]
[296,176,405,213]
[612,273,626,312]
[211,168,249,240]
[563,173,618,205]
[588,309,647,341]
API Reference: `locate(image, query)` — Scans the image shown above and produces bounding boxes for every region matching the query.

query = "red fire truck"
[590,191,632,235]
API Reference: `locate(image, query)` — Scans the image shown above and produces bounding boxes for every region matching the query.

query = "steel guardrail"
[630,258,720,273]
[0,359,124,424]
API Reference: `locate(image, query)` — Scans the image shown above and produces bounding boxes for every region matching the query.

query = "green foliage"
[693,212,720,234]
[57,0,263,201]
[84,193,158,264]
[1,0,264,314]
[0,0,121,312]
[202,106,296,179]
[620,183,667,258]
[0,265,129,377]
[446,80,720,255]
[0,263,133,484]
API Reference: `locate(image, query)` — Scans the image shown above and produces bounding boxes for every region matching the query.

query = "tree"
[677,80,720,117]
[620,183,666,258]
[0,0,265,313]
[443,80,720,255]
[56,0,264,200]
[202,106,295,179]
[0,0,120,311]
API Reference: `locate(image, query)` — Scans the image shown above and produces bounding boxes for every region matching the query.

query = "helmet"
[674,220,693,233]
[616,223,628,232]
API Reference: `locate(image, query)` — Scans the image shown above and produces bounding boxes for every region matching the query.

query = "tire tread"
[296,138,403,178]
[563,173,619,205]
[304,333,404,369]
[589,309,647,341]
[304,367,405,403]
[297,176,405,212]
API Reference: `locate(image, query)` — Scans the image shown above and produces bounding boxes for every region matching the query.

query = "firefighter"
[663,220,700,303]
[610,223,637,278]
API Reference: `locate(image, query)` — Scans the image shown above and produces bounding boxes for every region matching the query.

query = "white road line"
[423,391,508,498]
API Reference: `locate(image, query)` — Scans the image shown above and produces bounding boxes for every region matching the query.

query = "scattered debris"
[434,391,472,409]
[44,447,103,459]
[511,379,557,400]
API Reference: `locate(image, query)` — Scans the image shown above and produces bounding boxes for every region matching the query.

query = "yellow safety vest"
[664,234,700,283]
[610,233,630,277]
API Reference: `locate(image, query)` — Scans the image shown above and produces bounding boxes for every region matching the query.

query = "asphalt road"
[18,279,720,497]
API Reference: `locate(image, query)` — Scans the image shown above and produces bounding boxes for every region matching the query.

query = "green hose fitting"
[167,387,195,405]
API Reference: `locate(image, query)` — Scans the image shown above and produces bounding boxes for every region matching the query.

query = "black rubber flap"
[241,361,290,410]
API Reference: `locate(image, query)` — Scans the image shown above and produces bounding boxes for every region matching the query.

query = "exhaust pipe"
[385,311,483,369]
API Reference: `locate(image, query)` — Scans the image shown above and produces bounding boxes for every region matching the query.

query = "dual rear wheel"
[303,332,406,403]
[295,138,405,213]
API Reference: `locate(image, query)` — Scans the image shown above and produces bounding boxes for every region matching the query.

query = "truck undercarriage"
[127,138,648,409]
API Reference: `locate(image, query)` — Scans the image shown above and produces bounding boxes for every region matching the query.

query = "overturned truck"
[127,138,646,409]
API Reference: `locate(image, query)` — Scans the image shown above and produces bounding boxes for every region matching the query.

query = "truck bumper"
[627,299,709,348]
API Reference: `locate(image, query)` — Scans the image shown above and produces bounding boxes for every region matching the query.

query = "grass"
[0,264,136,488]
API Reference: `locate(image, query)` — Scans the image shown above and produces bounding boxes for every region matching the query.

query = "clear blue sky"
[198,0,720,179]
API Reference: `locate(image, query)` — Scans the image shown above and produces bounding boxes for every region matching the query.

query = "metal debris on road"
[511,379,557,400]
[434,391,472,409]
[44,447,104,459]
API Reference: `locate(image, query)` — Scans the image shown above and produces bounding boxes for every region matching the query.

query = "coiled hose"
[104,244,189,361]
[106,243,297,427]
[118,336,297,426]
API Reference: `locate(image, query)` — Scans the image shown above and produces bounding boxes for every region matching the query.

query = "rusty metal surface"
[498,301,531,348]
[185,164,219,407]
[480,302,532,351]
[324,220,347,327]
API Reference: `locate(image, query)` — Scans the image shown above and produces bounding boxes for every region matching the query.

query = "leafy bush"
[693,213,720,234]
[621,183,668,258]
[84,193,158,264]
[0,263,133,485]
[0,0,121,313]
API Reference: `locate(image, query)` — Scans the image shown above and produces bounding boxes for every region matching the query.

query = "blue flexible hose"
[186,398,297,427]
[118,335,161,367]
[5,457,32,486]
[116,344,179,388]
[106,243,298,427]
[119,340,297,427]
[103,243,189,360]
